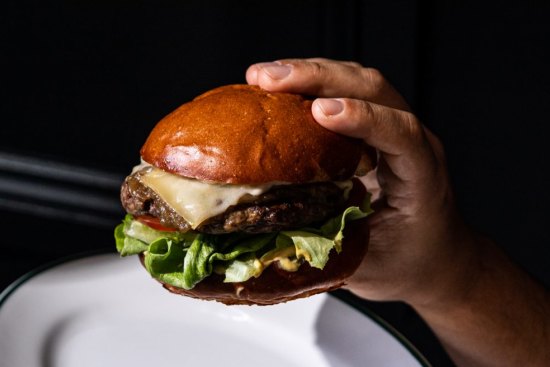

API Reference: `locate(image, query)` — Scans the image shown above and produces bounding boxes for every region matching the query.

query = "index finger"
[246,58,410,111]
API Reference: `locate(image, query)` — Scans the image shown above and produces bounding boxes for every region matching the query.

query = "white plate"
[0,253,429,367]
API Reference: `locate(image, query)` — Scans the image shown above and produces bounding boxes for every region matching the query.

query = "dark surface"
[417,1,550,290]
[2,1,549,366]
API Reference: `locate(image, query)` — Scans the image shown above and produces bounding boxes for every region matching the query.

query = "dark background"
[1,1,549,365]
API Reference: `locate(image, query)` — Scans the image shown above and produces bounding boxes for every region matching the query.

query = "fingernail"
[247,67,258,83]
[317,99,344,116]
[261,63,291,80]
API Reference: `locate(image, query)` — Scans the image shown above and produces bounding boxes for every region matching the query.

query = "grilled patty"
[121,169,348,234]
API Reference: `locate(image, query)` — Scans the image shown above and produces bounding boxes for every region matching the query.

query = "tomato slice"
[136,215,177,232]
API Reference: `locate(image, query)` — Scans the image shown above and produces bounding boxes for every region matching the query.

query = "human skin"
[246,58,550,367]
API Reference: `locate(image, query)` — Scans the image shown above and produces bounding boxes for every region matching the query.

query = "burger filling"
[115,163,372,290]
[121,165,352,234]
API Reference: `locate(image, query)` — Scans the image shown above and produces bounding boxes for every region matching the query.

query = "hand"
[246,58,478,307]
[246,59,550,367]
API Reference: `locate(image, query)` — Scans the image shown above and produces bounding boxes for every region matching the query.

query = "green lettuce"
[115,215,188,256]
[114,197,372,290]
[279,231,335,269]
[224,254,263,283]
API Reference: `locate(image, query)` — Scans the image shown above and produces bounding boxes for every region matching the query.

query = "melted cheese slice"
[136,162,353,230]
[139,166,275,229]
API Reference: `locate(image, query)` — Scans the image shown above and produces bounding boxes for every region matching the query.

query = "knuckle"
[360,68,387,97]
[343,60,363,69]
[307,60,325,79]
[360,67,386,91]
[306,57,332,64]
[402,113,424,141]
[357,100,376,124]
[304,61,332,95]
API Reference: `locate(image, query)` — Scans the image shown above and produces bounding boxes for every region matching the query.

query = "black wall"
[417,1,550,288]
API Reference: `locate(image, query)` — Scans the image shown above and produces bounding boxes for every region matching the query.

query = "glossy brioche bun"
[140,84,373,184]
[140,181,369,305]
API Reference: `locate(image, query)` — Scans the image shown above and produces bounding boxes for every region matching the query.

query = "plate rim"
[0,251,432,367]
[330,290,432,367]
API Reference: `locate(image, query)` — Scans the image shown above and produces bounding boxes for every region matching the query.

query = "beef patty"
[121,169,348,234]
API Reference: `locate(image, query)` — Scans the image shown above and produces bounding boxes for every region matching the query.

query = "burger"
[115,84,375,305]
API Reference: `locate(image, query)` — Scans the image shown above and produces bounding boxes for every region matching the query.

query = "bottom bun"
[140,182,369,305]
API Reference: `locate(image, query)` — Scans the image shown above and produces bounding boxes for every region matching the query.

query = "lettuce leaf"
[114,198,372,289]
[115,214,189,256]
[145,238,187,274]
[278,197,373,269]
[321,203,372,252]
[182,233,278,289]
[144,238,188,289]
[114,219,148,256]
[224,254,263,283]
[275,205,371,270]
[181,234,217,289]
[280,231,335,269]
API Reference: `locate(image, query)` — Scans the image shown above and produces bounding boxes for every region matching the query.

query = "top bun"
[141,85,371,184]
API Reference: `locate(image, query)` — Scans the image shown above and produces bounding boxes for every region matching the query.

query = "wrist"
[406,223,487,313]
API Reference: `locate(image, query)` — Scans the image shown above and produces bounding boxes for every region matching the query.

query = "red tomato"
[136,215,177,232]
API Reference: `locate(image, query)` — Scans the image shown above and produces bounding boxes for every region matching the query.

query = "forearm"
[412,236,550,367]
